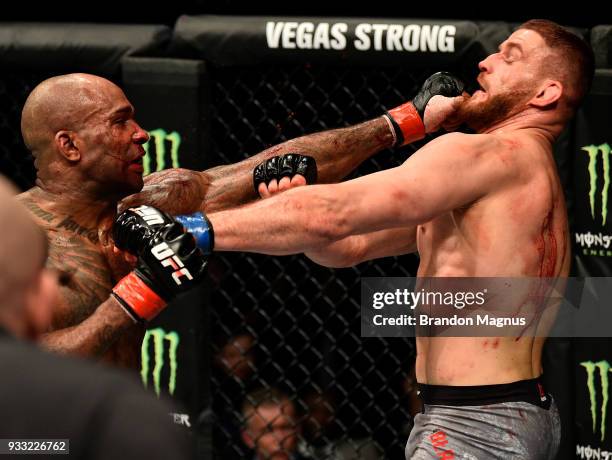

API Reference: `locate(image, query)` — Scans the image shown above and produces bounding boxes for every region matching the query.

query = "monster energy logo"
[143,129,182,176]
[141,328,180,396]
[581,360,612,442]
[582,144,611,226]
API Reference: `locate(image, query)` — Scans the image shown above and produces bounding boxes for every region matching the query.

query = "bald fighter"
[119,20,593,458]
[18,72,460,367]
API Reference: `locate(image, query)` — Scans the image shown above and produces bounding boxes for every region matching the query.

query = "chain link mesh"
[0,72,49,190]
[209,63,447,459]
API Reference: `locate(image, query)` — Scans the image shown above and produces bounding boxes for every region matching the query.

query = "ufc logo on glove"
[151,242,194,285]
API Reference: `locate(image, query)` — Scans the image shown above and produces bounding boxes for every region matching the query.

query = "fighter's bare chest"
[417,210,466,248]
[47,227,135,324]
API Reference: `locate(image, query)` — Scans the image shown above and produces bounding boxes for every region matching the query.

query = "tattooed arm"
[119,118,395,215]
[37,234,135,358]
[39,296,134,358]
[17,194,138,358]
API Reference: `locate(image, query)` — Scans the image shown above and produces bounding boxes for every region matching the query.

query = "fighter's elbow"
[307,215,348,245]
[306,236,365,268]
[303,201,351,246]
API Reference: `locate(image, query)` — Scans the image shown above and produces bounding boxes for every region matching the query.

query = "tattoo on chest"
[23,201,56,223]
[56,216,99,244]
[48,239,114,328]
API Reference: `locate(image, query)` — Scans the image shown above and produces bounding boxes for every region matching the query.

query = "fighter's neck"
[30,184,117,225]
[479,111,560,144]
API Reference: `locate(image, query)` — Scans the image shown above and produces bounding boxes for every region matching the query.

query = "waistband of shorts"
[417,376,551,409]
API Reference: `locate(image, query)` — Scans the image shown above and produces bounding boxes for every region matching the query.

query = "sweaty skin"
[207,28,576,385]
[18,74,396,368]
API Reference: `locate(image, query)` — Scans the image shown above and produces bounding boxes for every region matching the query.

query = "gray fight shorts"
[405,378,560,459]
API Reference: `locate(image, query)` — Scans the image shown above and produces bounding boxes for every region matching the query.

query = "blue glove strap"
[175,212,214,255]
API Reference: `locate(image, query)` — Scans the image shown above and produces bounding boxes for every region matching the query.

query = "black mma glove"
[384,72,465,146]
[112,222,207,322]
[253,153,317,193]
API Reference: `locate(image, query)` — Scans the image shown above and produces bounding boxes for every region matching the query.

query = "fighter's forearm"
[120,118,393,215]
[39,296,133,357]
[210,184,349,255]
[199,117,394,213]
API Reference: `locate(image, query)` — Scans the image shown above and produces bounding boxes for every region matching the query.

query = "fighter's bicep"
[318,135,506,234]
[396,135,510,220]
[359,226,418,261]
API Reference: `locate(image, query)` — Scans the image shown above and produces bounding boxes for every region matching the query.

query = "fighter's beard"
[456,89,531,132]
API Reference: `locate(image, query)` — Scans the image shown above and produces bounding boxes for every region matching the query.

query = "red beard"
[456,89,531,132]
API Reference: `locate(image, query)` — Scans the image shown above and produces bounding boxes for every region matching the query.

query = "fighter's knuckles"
[289,175,307,187]
[267,179,279,194]
[253,153,318,193]
[258,182,271,198]
[277,176,292,192]
[414,72,465,117]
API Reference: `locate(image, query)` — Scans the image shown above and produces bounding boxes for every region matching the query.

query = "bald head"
[21,73,122,167]
[0,177,47,312]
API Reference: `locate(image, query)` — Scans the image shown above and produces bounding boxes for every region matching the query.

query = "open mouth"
[476,79,487,94]
[128,155,144,173]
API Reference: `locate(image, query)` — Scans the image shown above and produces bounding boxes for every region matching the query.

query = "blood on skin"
[515,208,559,338]
[538,209,557,278]
[483,339,500,349]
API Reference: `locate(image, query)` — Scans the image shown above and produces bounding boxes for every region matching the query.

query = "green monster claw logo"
[581,360,612,441]
[582,144,611,226]
[143,129,182,176]
[141,328,180,396]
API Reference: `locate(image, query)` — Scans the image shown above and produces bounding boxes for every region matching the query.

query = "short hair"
[241,387,292,422]
[519,19,595,110]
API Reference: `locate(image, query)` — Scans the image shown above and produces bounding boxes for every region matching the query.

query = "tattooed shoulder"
[18,196,58,226]
[19,195,99,244]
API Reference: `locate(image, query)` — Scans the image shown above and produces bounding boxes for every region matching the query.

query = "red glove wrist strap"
[113,272,166,322]
[387,102,425,146]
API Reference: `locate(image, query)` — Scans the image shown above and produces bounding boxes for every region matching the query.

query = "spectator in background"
[300,390,381,460]
[214,332,259,458]
[242,387,307,460]
[217,332,257,382]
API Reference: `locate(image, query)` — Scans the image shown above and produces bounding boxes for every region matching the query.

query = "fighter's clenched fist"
[253,153,317,197]
[384,71,466,146]
[112,207,207,322]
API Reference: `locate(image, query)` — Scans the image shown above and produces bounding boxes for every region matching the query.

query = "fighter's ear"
[530,80,563,108]
[55,130,81,162]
